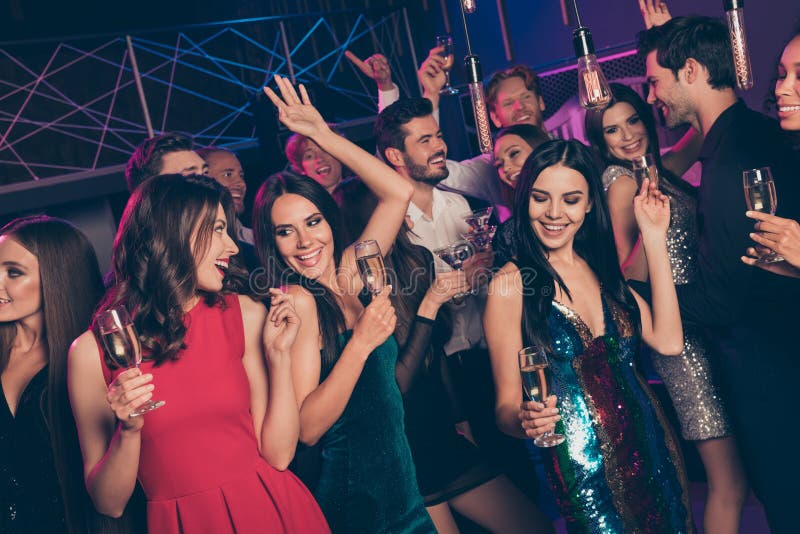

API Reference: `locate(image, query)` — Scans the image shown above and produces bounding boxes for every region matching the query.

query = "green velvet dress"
[314,332,435,534]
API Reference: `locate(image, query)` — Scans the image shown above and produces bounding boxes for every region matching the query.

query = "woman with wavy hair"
[68,174,329,533]
[253,77,435,533]
[585,82,746,533]
[1,216,103,533]
[485,140,692,532]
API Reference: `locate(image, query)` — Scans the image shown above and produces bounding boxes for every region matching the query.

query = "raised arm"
[605,174,640,266]
[638,0,672,29]
[265,76,413,274]
[344,51,399,113]
[239,292,301,471]
[288,285,396,445]
[661,128,702,178]
[631,179,683,355]
[68,331,151,518]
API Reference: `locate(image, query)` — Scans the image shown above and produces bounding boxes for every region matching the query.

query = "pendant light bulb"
[573,27,611,110]
[724,0,753,91]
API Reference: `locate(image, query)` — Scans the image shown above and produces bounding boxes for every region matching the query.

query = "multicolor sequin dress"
[603,165,732,441]
[543,292,693,533]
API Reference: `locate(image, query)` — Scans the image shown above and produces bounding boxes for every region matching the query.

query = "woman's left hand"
[263,288,302,360]
[263,75,330,139]
[633,177,670,237]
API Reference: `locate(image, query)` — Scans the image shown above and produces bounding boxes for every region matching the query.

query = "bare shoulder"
[488,262,522,297]
[285,284,317,312]
[70,330,100,360]
[238,294,267,320]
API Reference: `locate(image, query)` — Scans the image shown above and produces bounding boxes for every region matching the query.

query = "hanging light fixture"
[724,0,753,90]
[459,0,492,153]
[571,0,611,110]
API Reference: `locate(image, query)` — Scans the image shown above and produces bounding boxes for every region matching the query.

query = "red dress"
[100,294,329,534]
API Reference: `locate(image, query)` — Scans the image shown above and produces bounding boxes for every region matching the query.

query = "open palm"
[263,75,328,138]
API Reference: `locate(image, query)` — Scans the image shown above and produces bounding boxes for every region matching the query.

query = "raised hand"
[461,251,494,290]
[345,51,393,91]
[418,46,447,103]
[263,288,302,359]
[638,0,672,29]
[263,75,330,138]
[633,178,670,238]
[106,368,153,431]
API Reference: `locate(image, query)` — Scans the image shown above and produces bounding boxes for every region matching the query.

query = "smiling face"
[270,193,335,282]
[489,76,546,128]
[493,134,534,189]
[528,164,592,254]
[300,139,344,193]
[398,115,449,184]
[205,151,247,215]
[776,35,800,132]
[645,51,694,128]
[191,204,239,293]
[0,235,42,325]
[601,102,649,161]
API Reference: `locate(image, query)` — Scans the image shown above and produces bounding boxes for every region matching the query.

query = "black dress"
[391,250,498,506]
[0,366,66,533]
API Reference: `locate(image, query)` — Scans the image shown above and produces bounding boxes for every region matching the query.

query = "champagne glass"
[518,346,565,448]
[631,154,660,190]
[461,225,497,252]
[97,305,165,417]
[743,167,783,264]
[463,207,493,232]
[435,34,459,95]
[355,239,388,296]
[433,240,476,300]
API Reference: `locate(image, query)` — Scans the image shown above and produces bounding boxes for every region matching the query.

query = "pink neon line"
[538,48,637,77]
[93,47,129,169]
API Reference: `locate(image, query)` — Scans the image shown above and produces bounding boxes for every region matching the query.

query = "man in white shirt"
[350,50,549,222]
[374,97,544,502]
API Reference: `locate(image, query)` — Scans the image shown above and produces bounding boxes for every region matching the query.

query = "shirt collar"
[698,99,747,162]
[407,188,451,223]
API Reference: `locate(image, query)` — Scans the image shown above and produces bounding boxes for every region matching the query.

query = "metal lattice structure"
[0,7,419,186]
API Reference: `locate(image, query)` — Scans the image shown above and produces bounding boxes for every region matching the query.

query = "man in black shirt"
[638,16,800,531]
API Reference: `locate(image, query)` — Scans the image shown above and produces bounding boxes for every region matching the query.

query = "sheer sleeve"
[395,315,435,395]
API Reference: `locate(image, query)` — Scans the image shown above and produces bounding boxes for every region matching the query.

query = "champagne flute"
[631,154,659,190]
[519,346,565,448]
[98,305,165,417]
[355,239,388,296]
[743,167,783,264]
[435,34,459,95]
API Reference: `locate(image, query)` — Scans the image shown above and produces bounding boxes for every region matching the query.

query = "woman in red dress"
[68,174,329,533]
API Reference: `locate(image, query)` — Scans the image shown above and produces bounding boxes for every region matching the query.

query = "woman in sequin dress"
[585,83,747,533]
[485,139,693,533]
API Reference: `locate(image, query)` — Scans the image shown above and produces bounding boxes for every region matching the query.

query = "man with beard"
[350,49,550,221]
[638,16,800,531]
[373,96,545,505]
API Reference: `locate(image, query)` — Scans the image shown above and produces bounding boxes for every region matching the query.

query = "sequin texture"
[543,295,693,533]
[602,165,732,441]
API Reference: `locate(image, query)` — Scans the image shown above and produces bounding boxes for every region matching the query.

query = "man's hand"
[345,51,393,91]
[418,46,447,109]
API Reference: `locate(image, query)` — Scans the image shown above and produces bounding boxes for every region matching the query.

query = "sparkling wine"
[520,363,552,403]
[100,324,141,369]
[356,253,387,295]
[745,181,777,214]
[440,54,454,71]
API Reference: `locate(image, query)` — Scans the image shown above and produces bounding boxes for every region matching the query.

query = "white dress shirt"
[406,188,486,355]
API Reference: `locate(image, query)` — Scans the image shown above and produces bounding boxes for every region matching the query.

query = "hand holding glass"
[519,346,565,448]
[435,34,459,96]
[631,154,659,190]
[433,240,475,301]
[98,306,165,417]
[355,239,388,296]
[743,167,783,264]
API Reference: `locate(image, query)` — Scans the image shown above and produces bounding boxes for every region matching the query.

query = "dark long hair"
[513,140,640,352]
[252,172,347,369]
[0,216,103,533]
[584,82,696,197]
[95,174,247,367]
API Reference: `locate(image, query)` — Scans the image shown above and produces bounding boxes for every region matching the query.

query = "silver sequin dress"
[603,165,732,441]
